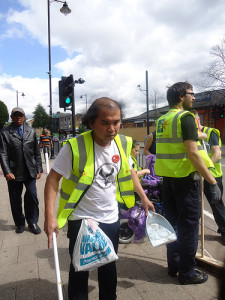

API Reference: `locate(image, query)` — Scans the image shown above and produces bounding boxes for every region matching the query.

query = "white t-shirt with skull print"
[52,140,133,224]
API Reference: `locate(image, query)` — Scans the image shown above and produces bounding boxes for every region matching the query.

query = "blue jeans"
[162,176,200,281]
[67,219,120,300]
[7,177,39,227]
[204,177,225,236]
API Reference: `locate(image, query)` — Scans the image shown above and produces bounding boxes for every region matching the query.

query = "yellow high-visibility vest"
[155,109,214,178]
[57,130,135,229]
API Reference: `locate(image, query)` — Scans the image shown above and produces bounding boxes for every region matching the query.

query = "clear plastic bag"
[73,219,118,271]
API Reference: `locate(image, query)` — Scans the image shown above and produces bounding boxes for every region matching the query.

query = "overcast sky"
[0,0,224,119]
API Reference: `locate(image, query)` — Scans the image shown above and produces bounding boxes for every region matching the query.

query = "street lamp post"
[72,79,85,137]
[47,0,71,136]
[16,90,25,107]
[80,94,88,111]
[137,70,150,136]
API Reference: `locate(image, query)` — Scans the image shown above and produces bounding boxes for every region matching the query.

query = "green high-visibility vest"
[202,126,222,178]
[155,109,214,178]
[57,130,135,229]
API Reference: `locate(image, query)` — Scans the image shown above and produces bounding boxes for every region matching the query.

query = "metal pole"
[16,91,18,106]
[71,86,76,137]
[145,70,149,136]
[47,0,53,136]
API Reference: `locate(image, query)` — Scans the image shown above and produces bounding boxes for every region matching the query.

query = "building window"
[136,122,144,128]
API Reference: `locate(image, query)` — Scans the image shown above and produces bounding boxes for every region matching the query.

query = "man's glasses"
[185,92,195,97]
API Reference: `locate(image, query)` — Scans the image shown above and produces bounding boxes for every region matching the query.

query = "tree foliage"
[78,122,86,134]
[32,104,50,129]
[202,38,225,89]
[0,100,9,130]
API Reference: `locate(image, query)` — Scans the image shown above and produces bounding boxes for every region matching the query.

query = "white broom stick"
[53,232,63,300]
[46,151,63,300]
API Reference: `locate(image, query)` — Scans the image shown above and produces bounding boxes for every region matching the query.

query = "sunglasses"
[185,92,195,97]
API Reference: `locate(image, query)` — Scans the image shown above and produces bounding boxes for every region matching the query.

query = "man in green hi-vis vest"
[44,97,155,300]
[155,82,221,286]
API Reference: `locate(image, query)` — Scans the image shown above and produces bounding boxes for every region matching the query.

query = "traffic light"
[218,104,224,119]
[59,75,74,109]
[211,106,216,119]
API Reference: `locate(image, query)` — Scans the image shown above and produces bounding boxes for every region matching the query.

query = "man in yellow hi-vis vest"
[155,82,221,285]
[44,97,155,300]
[193,111,225,243]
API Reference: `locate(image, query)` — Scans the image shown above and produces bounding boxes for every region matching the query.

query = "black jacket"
[0,123,43,180]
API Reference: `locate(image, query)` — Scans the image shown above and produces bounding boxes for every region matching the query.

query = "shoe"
[16,225,25,234]
[28,223,41,234]
[179,270,208,285]
[168,270,178,277]
[217,228,221,234]
[221,235,225,244]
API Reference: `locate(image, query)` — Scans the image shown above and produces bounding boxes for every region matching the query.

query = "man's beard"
[183,102,192,111]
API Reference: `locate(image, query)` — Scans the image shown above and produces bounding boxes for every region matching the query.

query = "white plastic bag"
[73,219,118,271]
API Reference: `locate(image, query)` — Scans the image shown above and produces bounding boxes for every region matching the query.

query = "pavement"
[0,152,225,300]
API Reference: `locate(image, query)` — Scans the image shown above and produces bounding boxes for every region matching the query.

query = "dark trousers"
[7,178,39,227]
[162,176,200,281]
[204,177,225,236]
[67,219,120,300]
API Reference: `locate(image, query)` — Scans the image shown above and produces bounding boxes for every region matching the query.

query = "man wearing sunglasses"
[0,107,43,234]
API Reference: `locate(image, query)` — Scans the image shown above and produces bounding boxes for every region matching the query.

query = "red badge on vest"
[112,155,120,163]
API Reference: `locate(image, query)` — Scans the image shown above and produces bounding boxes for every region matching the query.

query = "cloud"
[0,0,225,119]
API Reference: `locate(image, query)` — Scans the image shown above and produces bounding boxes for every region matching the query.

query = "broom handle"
[200,140,207,258]
[200,176,204,258]
[53,232,63,300]
[45,150,63,299]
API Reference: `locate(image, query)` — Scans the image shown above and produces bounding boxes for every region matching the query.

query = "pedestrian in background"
[131,142,150,178]
[0,107,43,234]
[144,131,156,156]
[39,128,53,158]
[155,82,221,285]
[193,110,225,243]
[44,97,155,300]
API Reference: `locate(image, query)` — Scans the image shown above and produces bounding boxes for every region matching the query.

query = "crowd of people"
[0,82,224,299]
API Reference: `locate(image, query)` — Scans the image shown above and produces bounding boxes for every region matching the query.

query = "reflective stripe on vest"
[57,131,135,229]
[155,109,214,178]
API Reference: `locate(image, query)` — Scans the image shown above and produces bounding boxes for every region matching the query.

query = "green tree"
[78,122,86,134]
[0,101,9,130]
[32,104,50,129]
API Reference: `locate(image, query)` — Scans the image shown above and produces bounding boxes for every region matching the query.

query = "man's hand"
[5,173,15,181]
[209,183,221,204]
[44,216,59,249]
[36,173,42,179]
[141,197,155,216]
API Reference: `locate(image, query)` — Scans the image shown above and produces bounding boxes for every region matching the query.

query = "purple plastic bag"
[142,154,161,186]
[120,206,146,242]
[145,154,156,176]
